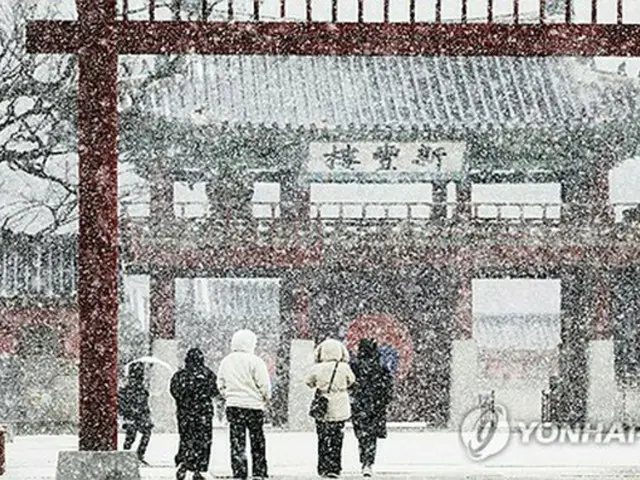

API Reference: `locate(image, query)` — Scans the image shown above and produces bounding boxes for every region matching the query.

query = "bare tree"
[0,0,188,234]
[122,0,264,20]
[0,1,78,233]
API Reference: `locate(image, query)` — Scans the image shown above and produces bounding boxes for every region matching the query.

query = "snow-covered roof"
[474,314,561,350]
[0,232,76,300]
[175,277,280,322]
[136,56,640,130]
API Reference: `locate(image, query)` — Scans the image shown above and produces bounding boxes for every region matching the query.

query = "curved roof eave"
[127,56,640,132]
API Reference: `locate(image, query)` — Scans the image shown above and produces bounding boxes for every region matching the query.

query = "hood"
[357,338,380,362]
[185,347,205,371]
[231,329,257,354]
[316,338,349,362]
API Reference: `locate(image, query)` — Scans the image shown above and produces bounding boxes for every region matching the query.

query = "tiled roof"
[175,277,280,321]
[0,234,150,334]
[138,56,640,130]
[474,314,561,350]
[0,233,77,299]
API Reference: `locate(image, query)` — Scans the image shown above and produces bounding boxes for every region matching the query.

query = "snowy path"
[4,428,640,479]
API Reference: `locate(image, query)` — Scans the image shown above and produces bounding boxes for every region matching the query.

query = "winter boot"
[176,464,187,480]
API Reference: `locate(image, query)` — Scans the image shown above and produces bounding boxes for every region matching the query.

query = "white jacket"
[306,339,356,422]
[217,329,271,411]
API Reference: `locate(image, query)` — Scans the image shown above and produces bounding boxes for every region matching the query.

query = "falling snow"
[2,0,640,478]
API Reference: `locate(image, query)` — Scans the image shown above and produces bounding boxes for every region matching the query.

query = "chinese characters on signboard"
[307,141,465,175]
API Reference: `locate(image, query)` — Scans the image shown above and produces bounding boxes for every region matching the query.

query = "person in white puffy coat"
[217,329,271,479]
[306,338,356,478]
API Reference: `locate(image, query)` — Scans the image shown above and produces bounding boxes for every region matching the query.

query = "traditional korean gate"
[25,0,640,451]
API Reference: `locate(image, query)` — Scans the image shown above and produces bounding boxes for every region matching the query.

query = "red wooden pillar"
[590,268,612,340]
[591,162,613,224]
[76,0,119,451]
[150,163,175,224]
[562,163,612,225]
[558,268,589,425]
[150,270,176,339]
[454,269,473,340]
[455,179,472,221]
[280,168,309,226]
[0,425,5,475]
[561,171,588,223]
[296,189,311,218]
[293,286,311,339]
[431,181,447,221]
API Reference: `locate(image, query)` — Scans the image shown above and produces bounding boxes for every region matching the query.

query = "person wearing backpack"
[305,338,355,479]
[350,339,394,478]
[118,362,153,465]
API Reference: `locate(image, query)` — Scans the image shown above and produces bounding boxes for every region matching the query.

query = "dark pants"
[315,421,345,477]
[226,406,268,479]
[175,412,213,472]
[354,425,377,467]
[123,421,152,460]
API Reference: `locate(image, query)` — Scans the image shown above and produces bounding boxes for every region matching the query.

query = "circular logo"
[459,403,510,461]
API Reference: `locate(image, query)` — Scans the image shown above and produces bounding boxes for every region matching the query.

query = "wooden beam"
[590,268,612,340]
[559,268,589,426]
[454,271,472,340]
[25,21,80,53]
[26,21,640,57]
[149,270,176,339]
[431,181,448,221]
[149,163,175,225]
[76,0,119,453]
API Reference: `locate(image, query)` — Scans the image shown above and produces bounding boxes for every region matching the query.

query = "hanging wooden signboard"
[304,141,466,183]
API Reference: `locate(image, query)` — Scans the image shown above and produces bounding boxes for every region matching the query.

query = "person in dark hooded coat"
[170,348,219,480]
[350,339,394,478]
[118,362,153,464]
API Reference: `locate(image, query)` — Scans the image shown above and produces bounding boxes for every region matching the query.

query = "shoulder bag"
[309,361,339,420]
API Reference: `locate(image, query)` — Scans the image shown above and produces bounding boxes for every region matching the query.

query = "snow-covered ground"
[4,427,640,479]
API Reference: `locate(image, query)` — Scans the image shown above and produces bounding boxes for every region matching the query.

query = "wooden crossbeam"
[26,21,640,56]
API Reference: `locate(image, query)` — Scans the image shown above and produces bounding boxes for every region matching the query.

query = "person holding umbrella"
[118,362,153,465]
